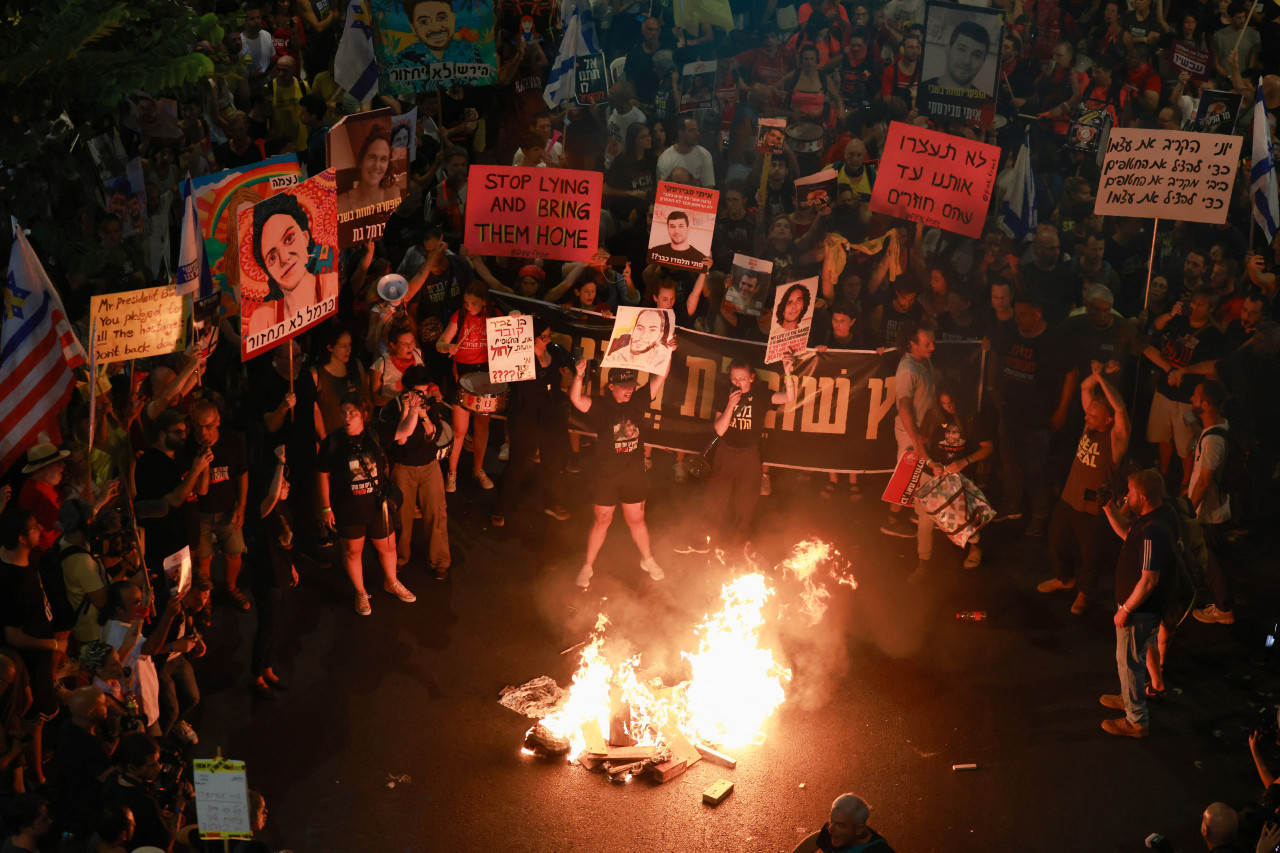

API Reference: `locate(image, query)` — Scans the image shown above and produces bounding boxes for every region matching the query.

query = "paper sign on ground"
[601,307,677,377]
[725,254,772,317]
[89,286,185,364]
[465,165,602,262]
[1094,129,1241,224]
[192,758,251,841]
[487,315,535,383]
[870,121,998,237]
[648,182,717,270]
[765,277,819,364]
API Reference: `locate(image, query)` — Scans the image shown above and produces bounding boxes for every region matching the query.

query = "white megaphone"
[376,273,409,306]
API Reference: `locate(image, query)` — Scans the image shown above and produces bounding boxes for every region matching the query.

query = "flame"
[779,539,856,625]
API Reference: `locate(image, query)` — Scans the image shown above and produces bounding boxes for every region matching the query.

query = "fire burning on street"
[505,541,854,782]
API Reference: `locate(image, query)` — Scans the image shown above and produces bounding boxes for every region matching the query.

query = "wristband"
[1120,603,1130,614]
[321,507,332,514]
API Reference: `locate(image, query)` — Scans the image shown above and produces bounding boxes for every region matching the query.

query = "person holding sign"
[569,363,668,590]
[437,281,499,492]
[244,192,337,344]
[649,210,709,267]
[339,124,400,212]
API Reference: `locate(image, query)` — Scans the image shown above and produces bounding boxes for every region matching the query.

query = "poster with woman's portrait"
[765,276,819,364]
[236,169,340,360]
[600,306,677,377]
[328,108,407,248]
[918,1,1003,131]
[725,254,772,316]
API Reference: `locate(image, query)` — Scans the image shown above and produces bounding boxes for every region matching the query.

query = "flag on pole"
[561,0,600,53]
[0,219,88,475]
[999,126,1038,242]
[176,179,213,297]
[543,8,591,109]
[335,0,378,106]
[1251,81,1279,243]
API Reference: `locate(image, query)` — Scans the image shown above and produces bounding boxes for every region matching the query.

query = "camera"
[1095,483,1113,506]
[1145,833,1173,853]
[151,743,188,810]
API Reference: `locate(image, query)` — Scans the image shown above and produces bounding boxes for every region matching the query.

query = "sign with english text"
[1094,129,1241,224]
[464,165,602,262]
[89,286,186,364]
[870,121,998,237]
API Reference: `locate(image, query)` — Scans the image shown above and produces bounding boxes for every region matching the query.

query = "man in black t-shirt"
[102,732,187,851]
[190,400,250,611]
[134,409,212,583]
[569,364,668,589]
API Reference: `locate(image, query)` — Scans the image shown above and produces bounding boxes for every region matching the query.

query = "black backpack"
[37,542,93,633]
[1196,425,1250,498]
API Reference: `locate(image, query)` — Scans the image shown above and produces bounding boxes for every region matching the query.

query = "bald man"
[793,793,895,852]
[1200,802,1240,851]
[836,139,876,202]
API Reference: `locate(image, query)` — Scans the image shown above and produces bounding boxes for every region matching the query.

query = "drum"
[1067,107,1111,153]
[786,121,826,154]
[457,372,508,413]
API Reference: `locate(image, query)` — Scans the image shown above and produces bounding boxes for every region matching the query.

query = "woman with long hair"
[311,323,367,442]
[436,281,499,491]
[245,192,337,340]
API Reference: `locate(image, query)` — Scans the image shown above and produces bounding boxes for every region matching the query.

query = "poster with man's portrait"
[236,169,340,360]
[328,108,407,248]
[680,61,717,112]
[600,307,678,377]
[648,182,718,271]
[918,1,1003,131]
[391,107,419,162]
[1193,90,1242,134]
[725,254,773,317]
[756,117,787,154]
[765,276,819,364]
[372,0,498,96]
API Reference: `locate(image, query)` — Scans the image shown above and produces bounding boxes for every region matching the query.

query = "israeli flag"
[176,179,212,297]
[1252,81,1279,242]
[999,126,1038,242]
[335,0,378,105]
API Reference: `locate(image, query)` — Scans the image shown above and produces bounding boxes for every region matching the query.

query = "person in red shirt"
[17,444,70,559]
[1123,42,1162,116]
[880,33,921,106]
[436,281,499,492]
[270,0,305,69]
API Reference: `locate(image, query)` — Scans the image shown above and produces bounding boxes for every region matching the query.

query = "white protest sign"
[486,314,535,383]
[192,757,251,840]
[765,277,819,364]
[89,286,186,363]
[1094,129,1241,223]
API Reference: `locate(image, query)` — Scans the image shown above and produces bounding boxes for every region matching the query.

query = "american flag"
[0,219,88,474]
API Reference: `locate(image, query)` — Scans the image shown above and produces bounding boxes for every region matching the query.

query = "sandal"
[1145,684,1166,700]
[228,589,252,611]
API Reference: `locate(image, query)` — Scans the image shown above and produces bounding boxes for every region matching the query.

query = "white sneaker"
[383,579,417,603]
[575,564,593,588]
[499,442,510,461]
[640,557,665,580]
[176,721,199,745]
[759,473,772,496]
[473,469,494,489]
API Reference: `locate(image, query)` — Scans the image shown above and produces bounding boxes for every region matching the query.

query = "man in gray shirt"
[882,321,936,538]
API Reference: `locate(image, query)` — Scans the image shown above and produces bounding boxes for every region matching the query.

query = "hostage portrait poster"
[918,1,1003,131]
[328,108,407,248]
[236,169,340,360]
[372,0,498,95]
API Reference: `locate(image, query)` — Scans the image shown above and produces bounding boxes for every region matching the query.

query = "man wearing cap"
[793,793,896,852]
[569,360,668,588]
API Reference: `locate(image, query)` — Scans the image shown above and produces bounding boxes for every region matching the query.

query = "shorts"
[196,511,248,558]
[591,464,648,507]
[895,427,914,462]
[1145,391,1196,457]
[334,500,393,541]
[20,650,57,722]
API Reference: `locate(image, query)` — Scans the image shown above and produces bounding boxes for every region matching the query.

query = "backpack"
[1196,425,1250,498]
[1150,498,1208,628]
[37,542,93,633]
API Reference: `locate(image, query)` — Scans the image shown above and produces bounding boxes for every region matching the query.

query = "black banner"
[498,295,983,473]
[574,52,609,106]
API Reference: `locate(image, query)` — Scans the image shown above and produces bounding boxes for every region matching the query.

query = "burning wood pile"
[501,541,855,785]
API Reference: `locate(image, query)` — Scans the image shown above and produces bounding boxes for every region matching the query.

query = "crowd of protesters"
[4,0,1280,848]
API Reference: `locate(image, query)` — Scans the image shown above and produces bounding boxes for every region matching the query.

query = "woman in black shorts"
[317,393,416,616]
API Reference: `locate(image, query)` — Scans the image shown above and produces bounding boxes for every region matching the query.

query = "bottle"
[956,611,987,621]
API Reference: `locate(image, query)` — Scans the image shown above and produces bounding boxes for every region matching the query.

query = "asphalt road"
[189,461,1280,853]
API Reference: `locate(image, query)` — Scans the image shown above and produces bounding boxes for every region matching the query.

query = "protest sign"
[795,169,838,210]
[726,254,772,317]
[574,52,610,106]
[465,166,602,262]
[371,0,498,95]
[1094,129,1241,224]
[680,61,717,112]
[756,118,787,153]
[765,277,819,364]
[192,757,251,841]
[164,546,192,599]
[192,291,221,358]
[391,107,418,162]
[882,450,927,505]
[487,314,535,383]
[236,169,340,360]
[191,156,302,317]
[498,0,554,44]
[601,307,678,377]
[1170,40,1212,82]
[870,121,998,237]
[329,108,406,248]
[648,182,718,270]
[918,1,1003,130]
[1193,90,1242,135]
[89,286,185,364]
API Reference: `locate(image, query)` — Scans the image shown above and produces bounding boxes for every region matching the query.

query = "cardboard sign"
[600,307,677,377]
[795,169,839,209]
[648,182,717,270]
[236,169,340,360]
[1170,40,1212,82]
[882,449,927,505]
[870,121,998,237]
[465,165,602,262]
[725,254,772,316]
[1193,90,1243,135]
[192,757,251,841]
[328,108,406,248]
[89,286,185,364]
[765,277,819,364]
[918,0,1004,130]
[574,52,610,106]
[486,314,535,382]
[1094,129,1242,224]
[680,61,717,112]
[756,118,787,153]
[371,0,498,95]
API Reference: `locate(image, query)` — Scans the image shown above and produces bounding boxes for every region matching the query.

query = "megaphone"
[376,273,409,305]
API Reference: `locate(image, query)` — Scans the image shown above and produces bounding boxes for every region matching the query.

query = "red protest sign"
[1170,41,1211,82]
[465,165,602,262]
[881,450,927,506]
[869,121,999,238]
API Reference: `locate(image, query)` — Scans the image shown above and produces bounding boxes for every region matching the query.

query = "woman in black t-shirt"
[317,393,416,616]
[603,123,657,224]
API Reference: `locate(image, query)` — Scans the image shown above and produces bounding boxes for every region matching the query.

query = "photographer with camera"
[103,731,190,852]
[56,686,118,839]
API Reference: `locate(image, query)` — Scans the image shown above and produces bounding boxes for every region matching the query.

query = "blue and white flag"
[1252,81,1279,243]
[999,126,1037,242]
[561,0,599,53]
[335,0,378,106]
[176,179,213,298]
[543,8,592,109]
